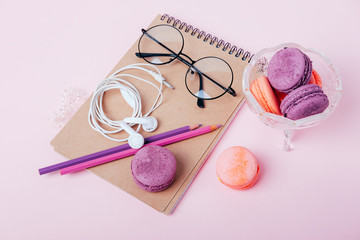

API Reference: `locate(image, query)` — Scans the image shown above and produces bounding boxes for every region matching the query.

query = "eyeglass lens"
[186,57,233,100]
[138,25,184,65]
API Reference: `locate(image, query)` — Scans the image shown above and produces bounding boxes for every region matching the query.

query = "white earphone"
[119,122,145,149]
[123,116,158,132]
[88,63,173,149]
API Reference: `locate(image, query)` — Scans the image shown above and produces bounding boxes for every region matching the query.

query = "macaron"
[308,69,322,87]
[250,76,281,115]
[280,84,329,120]
[131,145,176,192]
[267,47,312,93]
[275,69,323,102]
[216,146,259,190]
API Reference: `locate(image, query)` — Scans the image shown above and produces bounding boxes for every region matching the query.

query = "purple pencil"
[39,124,201,175]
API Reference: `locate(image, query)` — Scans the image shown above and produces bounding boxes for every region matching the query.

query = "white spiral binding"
[160,14,253,62]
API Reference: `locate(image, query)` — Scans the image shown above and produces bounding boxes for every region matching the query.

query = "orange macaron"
[250,76,281,115]
[216,146,259,189]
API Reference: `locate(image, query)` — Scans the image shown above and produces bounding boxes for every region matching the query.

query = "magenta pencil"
[60,125,221,175]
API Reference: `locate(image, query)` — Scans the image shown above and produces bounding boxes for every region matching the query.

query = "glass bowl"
[242,43,343,150]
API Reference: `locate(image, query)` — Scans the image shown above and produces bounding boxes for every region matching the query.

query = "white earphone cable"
[88,63,170,142]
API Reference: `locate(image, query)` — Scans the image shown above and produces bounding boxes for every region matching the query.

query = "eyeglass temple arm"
[197,74,205,108]
[135,52,194,67]
[135,52,177,58]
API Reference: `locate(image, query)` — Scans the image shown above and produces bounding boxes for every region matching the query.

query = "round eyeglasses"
[136,24,236,108]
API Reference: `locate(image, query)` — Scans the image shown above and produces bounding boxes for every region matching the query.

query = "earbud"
[123,116,158,132]
[119,122,144,149]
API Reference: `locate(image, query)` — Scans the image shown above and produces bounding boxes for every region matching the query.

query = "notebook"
[51,14,252,214]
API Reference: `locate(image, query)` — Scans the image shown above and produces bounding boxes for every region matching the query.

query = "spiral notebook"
[50,14,252,214]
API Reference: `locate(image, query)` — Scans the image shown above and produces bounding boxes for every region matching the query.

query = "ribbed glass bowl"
[242,43,342,150]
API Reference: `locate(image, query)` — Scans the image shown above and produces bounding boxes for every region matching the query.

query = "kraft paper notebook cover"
[51,14,252,214]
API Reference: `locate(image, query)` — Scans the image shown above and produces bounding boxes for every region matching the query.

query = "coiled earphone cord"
[88,63,173,144]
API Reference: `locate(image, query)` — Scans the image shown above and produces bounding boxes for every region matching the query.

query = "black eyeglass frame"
[135,24,236,102]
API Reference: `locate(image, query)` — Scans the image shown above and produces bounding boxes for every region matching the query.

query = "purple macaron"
[131,145,176,192]
[280,84,329,120]
[267,47,312,93]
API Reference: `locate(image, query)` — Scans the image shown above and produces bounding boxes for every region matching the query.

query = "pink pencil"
[60,125,221,175]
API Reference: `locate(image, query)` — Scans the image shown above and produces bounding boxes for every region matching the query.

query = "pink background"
[1,0,359,239]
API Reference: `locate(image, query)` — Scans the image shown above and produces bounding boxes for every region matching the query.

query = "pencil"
[39,124,201,175]
[60,125,221,175]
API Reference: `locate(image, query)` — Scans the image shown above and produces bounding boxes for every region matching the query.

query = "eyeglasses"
[135,24,236,108]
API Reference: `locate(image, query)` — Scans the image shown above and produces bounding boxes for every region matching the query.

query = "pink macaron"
[267,47,312,93]
[216,146,259,189]
[131,145,176,192]
[280,84,329,120]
